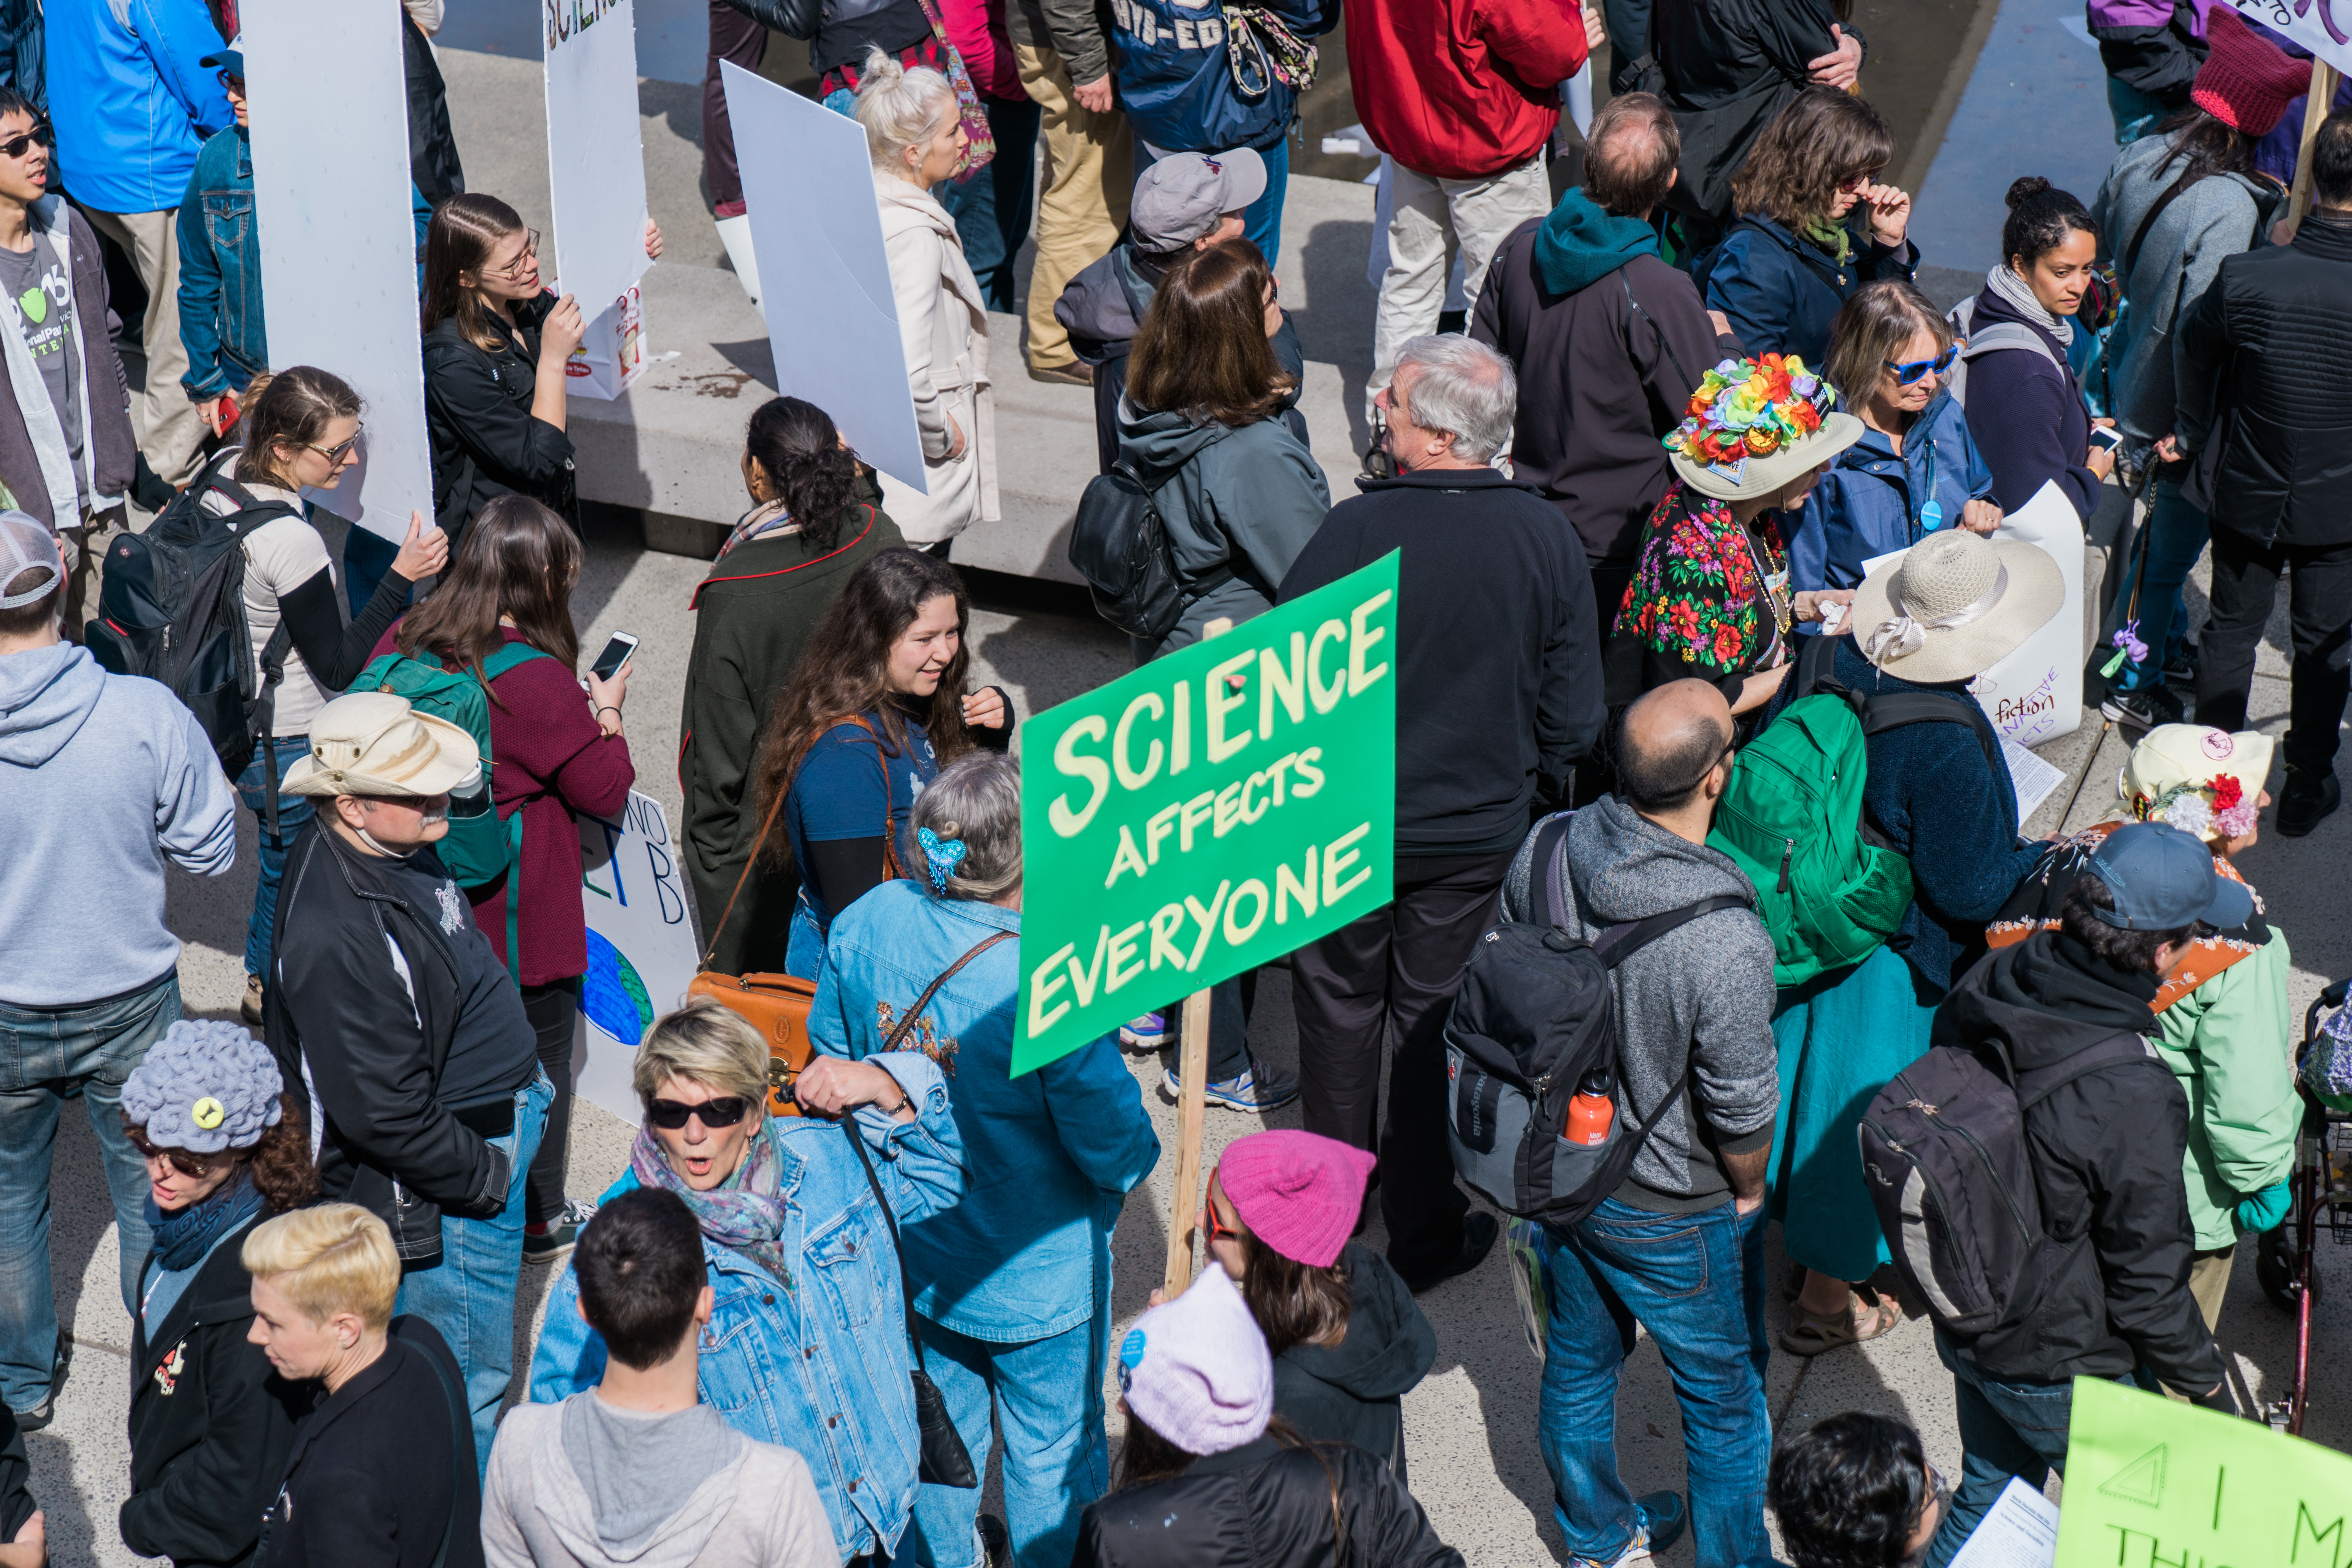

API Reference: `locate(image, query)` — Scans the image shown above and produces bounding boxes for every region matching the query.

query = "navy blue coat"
[1704,212,1918,367]
[1788,388,1996,590]
[1960,283,2102,521]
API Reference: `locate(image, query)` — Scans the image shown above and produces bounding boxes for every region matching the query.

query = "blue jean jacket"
[527,1053,966,1564]
[812,883,1160,1343]
[1788,389,1996,591]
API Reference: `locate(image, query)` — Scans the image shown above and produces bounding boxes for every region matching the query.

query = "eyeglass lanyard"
[1916,439,1943,537]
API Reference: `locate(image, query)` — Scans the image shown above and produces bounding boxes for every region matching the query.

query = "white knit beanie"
[1116,1263,1273,1456]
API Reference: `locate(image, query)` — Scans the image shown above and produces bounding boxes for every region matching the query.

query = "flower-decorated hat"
[1664,352,1866,501]
[2119,724,2276,843]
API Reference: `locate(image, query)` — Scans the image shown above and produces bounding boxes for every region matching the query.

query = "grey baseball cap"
[1132,148,1268,253]
[0,511,63,610]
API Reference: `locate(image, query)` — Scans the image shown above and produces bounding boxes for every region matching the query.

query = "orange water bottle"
[1564,1069,1615,1147]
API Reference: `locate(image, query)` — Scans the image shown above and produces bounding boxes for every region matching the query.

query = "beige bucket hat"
[1851,528,2064,684]
[280,692,481,798]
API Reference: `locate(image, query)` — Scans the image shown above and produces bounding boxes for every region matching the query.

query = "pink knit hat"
[1116,1264,1272,1456]
[1218,1129,1376,1268]
[2192,7,2314,137]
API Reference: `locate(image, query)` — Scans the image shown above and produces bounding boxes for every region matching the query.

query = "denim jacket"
[176,127,263,400]
[813,883,1160,1342]
[1785,389,1995,592]
[526,1051,966,1563]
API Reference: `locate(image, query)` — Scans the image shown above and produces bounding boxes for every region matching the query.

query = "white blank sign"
[720,61,928,494]
[544,0,652,322]
[243,0,434,543]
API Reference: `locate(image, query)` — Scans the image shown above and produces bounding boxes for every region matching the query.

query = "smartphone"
[590,632,639,681]
[2089,426,2125,454]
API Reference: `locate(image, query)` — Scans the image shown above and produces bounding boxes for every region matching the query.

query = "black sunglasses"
[0,121,51,160]
[646,1095,752,1131]
[1885,345,1960,386]
[129,1130,220,1179]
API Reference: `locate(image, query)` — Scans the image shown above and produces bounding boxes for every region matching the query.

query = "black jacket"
[1278,468,1604,852]
[123,1211,314,1568]
[401,9,464,205]
[2177,213,2352,549]
[1272,1245,1436,1476]
[1636,0,1859,222]
[0,1406,29,1546]
[1073,1435,1463,1568]
[260,1318,482,1568]
[1932,932,2227,1394]
[2089,0,2207,111]
[422,291,579,545]
[265,823,512,1264]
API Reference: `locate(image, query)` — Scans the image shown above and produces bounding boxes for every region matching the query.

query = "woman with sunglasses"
[419,192,661,549]
[811,753,1157,1568]
[528,996,967,1566]
[1793,280,2001,593]
[225,366,451,1024]
[117,1020,320,1568]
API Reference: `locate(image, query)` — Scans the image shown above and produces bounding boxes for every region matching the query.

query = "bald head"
[1585,92,1680,218]
[1619,680,1735,815]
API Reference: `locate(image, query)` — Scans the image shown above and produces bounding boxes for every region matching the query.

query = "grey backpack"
[1944,296,2063,411]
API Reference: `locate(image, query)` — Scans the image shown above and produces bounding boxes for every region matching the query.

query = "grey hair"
[910,752,1021,902]
[855,47,958,177]
[1392,335,1517,464]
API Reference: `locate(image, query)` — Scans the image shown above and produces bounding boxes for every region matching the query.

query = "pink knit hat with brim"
[1116,1264,1272,1456]
[1218,1129,1377,1268]
[2192,7,2314,137]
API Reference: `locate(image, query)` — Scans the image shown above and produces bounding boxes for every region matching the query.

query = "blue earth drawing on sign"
[582,928,654,1045]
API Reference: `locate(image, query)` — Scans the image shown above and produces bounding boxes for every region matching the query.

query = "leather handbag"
[837,927,1013,1489]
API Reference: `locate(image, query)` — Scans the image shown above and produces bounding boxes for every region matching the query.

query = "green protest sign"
[2055,1377,2352,1568]
[1014,554,1400,1076]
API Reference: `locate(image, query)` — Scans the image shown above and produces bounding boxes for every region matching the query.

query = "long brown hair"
[129,1093,322,1215]
[1126,239,1294,428]
[394,494,583,698]
[422,192,531,353]
[1238,1233,1353,1357]
[233,367,362,492]
[1731,87,1895,230]
[750,548,976,869]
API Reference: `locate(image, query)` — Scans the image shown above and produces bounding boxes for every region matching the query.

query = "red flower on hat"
[2210,774,2244,811]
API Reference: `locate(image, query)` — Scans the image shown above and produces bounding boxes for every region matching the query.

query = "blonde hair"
[633,998,773,1108]
[855,47,957,176]
[910,752,1021,901]
[240,1203,401,1330]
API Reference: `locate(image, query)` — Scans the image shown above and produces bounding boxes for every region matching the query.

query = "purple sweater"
[1963,283,2103,521]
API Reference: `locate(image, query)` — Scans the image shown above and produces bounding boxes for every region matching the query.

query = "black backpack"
[1065,456,1233,642]
[84,447,299,786]
[1859,1031,2160,1335]
[1443,811,1746,1225]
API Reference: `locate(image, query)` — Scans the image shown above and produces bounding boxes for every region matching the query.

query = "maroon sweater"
[373,625,636,985]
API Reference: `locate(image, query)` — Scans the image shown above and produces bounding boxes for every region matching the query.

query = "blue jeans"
[907,1310,1111,1568]
[236,734,318,981]
[1540,1197,1774,1568]
[1134,133,1290,265]
[941,94,1043,312]
[0,971,179,1412]
[2114,477,2207,694]
[394,1067,553,1481]
[341,526,407,619]
[786,895,833,991]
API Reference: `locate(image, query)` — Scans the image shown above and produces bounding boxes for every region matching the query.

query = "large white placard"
[544,0,652,342]
[2216,0,2352,80]
[575,790,703,1127]
[720,60,929,493]
[243,0,434,544]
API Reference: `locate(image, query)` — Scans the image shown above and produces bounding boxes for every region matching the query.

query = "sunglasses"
[129,1130,219,1180]
[1885,345,1960,386]
[0,121,50,160]
[646,1095,753,1131]
[1836,169,1882,194]
[301,427,364,463]
[1204,1185,1240,1248]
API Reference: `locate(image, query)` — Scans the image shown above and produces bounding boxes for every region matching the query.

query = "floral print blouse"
[1613,481,1790,677]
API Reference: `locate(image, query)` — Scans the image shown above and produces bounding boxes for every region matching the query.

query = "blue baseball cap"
[201,40,243,77]
[2085,821,2256,932]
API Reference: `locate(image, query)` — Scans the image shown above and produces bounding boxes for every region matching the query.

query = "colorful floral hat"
[2118,724,2276,843]
[1664,353,1865,501]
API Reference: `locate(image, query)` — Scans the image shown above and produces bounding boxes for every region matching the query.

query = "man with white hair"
[1275,335,1605,1293]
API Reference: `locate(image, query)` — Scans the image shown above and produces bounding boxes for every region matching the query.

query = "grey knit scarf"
[1983,262,2074,348]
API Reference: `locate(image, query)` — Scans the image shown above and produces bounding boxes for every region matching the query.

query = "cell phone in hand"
[590,632,639,681]
[2089,426,2125,454]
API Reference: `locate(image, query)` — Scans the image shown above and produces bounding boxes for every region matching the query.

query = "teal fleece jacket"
[1534,188,1661,297]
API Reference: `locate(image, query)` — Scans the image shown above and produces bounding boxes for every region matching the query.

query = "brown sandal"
[1778,1293,1902,1356]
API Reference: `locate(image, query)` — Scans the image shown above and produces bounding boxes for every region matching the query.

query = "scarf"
[1800,217,1854,266]
[630,1118,795,1290]
[1533,187,1660,297]
[714,498,797,562]
[150,1168,265,1272]
[1982,261,2074,348]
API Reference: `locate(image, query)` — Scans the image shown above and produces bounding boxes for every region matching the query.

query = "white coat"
[872,170,997,545]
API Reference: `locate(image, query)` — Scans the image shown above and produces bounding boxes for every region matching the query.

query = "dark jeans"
[521,978,581,1226]
[2194,525,2352,773]
[704,0,767,212]
[1291,848,1513,1274]
[942,93,1044,312]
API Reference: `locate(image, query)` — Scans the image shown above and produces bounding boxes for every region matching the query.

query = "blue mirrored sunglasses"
[1885,345,1960,386]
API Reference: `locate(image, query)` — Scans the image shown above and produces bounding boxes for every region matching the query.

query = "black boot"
[2277,765,2341,837]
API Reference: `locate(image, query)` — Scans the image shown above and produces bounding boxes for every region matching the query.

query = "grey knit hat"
[121,1020,285,1154]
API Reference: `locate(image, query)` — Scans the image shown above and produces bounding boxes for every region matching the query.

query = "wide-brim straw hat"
[281,691,482,798]
[1671,411,1867,501]
[1851,527,2064,684]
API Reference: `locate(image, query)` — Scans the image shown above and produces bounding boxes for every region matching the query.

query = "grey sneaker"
[1161,1059,1300,1114]
[523,1198,598,1266]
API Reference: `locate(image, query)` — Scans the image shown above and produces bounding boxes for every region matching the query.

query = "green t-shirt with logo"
[0,239,81,463]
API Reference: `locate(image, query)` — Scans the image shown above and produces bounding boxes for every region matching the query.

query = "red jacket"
[1344,0,1588,181]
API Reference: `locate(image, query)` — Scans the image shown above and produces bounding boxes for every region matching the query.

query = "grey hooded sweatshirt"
[1505,795,1779,1213]
[483,1396,837,1568]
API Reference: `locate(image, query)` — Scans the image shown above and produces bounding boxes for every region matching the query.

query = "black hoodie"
[1270,1245,1437,1477]
[1932,933,2225,1394]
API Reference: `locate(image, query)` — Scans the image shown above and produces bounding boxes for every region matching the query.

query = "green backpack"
[1707,637,2005,987]
[353,642,550,976]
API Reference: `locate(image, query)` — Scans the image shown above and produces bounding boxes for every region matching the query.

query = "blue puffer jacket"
[1788,388,1994,591]
[45,0,231,215]
[1704,212,1919,367]
[1109,0,1327,154]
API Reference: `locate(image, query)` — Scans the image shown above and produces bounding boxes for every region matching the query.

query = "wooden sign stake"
[1163,617,1233,1299]
[2287,61,2341,236]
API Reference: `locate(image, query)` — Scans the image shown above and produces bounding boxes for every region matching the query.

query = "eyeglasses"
[303,427,364,463]
[1884,346,1960,386]
[0,121,51,160]
[1836,169,1880,194]
[129,1131,219,1180]
[1203,1185,1240,1248]
[646,1095,752,1131]
[485,230,540,282]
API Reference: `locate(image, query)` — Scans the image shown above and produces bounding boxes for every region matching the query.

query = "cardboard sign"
[1015,556,1401,1075]
[2215,0,2352,80]
[2054,1378,2352,1568]
[574,789,701,1127]
[544,0,653,330]
[564,284,648,401]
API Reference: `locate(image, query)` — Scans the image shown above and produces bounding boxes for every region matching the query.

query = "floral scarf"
[630,1118,795,1291]
[1614,482,1789,675]
[713,498,797,563]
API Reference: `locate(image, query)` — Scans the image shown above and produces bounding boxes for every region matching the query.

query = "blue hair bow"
[918,826,967,893]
